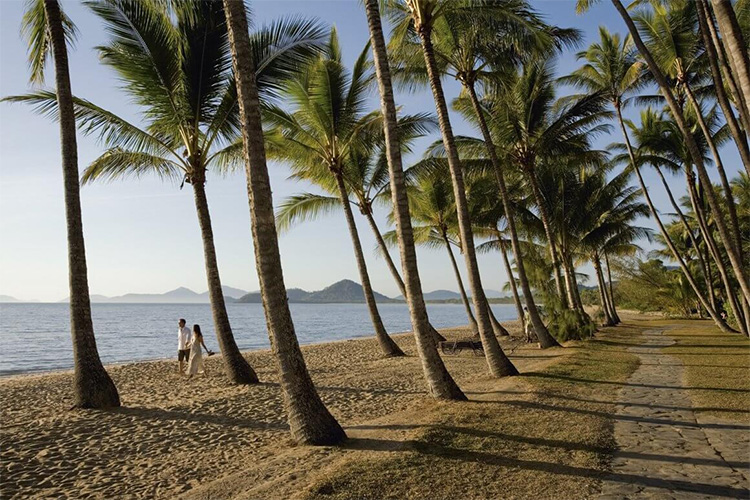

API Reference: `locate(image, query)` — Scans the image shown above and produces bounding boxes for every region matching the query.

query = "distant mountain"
[395,289,507,301]
[0,294,20,303]
[237,280,394,304]
[59,285,247,303]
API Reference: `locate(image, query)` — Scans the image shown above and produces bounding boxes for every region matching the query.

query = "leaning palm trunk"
[701,0,750,134]
[611,0,750,308]
[465,82,558,348]
[527,170,569,308]
[223,0,345,444]
[441,233,480,334]
[364,0,465,399]
[614,104,733,332]
[653,166,716,311]
[499,239,525,325]
[683,83,744,259]
[685,173,748,335]
[362,210,446,342]
[192,179,259,383]
[45,0,119,408]
[593,255,615,326]
[487,302,510,336]
[334,175,405,357]
[696,0,750,176]
[415,21,517,377]
[711,0,750,112]
[604,253,621,324]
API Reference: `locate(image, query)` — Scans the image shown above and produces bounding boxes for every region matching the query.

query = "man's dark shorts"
[178,349,191,362]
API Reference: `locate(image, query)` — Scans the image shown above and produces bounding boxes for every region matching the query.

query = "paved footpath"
[599,329,750,499]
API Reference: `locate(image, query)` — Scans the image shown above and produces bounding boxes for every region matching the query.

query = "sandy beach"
[1,322,563,499]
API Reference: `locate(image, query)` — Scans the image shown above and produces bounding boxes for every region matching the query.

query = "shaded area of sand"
[1,321,566,499]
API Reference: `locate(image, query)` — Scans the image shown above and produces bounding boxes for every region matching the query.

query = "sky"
[0,0,744,303]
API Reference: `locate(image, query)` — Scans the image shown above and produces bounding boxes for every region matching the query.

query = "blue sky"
[0,0,743,302]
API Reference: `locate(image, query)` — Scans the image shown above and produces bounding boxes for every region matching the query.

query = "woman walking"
[186,325,212,379]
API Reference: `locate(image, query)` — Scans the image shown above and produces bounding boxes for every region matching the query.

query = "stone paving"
[599,329,750,499]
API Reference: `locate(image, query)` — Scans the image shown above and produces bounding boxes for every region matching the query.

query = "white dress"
[187,334,205,376]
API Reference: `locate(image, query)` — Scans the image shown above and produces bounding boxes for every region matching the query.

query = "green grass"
[304,324,643,500]
[661,320,750,421]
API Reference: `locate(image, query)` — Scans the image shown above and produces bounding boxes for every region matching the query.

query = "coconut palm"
[396,4,577,347]
[262,32,408,357]
[10,0,120,408]
[482,60,611,318]
[384,0,519,376]
[633,0,744,263]
[562,25,734,332]
[6,1,328,383]
[363,0,464,399]
[579,0,750,309]
[710,0,750,110]
[221,0,346,445]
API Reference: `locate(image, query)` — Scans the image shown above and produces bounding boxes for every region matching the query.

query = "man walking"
[177,318,191,373]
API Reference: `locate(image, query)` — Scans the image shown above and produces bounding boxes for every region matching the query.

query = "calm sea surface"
[0,302,518,376]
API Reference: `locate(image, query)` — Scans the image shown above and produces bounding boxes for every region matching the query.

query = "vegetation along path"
[599,327,750,499]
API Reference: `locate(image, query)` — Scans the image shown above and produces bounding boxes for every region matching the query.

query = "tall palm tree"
[710,0,750,109]
[634,0,744,264]
[12,0,119,408]
[262,32,405,357]
[6,1,327,383]
[363,0,464,399]
[581,0,750,310]
[385,0,519,378]
[402,5,576,347]
[562,24,734,332]
[222,0,346,445]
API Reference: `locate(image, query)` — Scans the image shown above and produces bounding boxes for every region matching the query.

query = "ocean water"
[0,302,518,376]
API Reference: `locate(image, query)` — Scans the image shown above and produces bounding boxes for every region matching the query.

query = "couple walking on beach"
[177,319,214,379]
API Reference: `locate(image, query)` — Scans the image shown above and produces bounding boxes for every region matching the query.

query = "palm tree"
[562,24,734,332]
[695,0,750,176]
[710,0,750,109]
[6,1,326,384]
[11,0,119,408]
[222,0,346,445]
[403,5,576,347]
[634,0,744,265]
[262,32,405,358]
[581,0,750,310]
[363,0,464,399]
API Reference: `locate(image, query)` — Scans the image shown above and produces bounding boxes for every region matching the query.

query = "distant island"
[56,285,248,304]
[237,279,513,304]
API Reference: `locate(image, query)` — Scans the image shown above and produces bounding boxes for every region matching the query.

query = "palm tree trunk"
[683,82,744,260]
[441,232,479,334]
[499,239,525,325]
[686,172,748,335]
[191,179,259,383]
[334,175,404,357]
[701,0,750,135]
[527,170,568,307]
[594,255,615,326]
[696,0,750,176]
[416,23,517,377]
[44,0,119,409]
[702,243,717,314]
[604,253,621,323]
[364,0,464,399]
[464,81,558,348]
[561,250,585,318]
[487,302,510,336]
[653,166,715,311]
[362,210,446,342]
[710,0,750,112]
[612,0,750,308]
[223,0,346,445]
[614,103,732,332]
